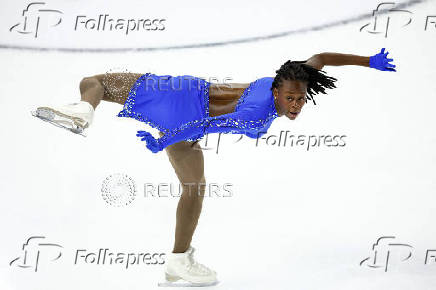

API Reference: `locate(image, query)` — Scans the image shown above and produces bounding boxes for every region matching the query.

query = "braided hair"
[271,60,338,105]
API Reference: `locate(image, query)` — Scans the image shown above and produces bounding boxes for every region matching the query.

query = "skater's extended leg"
[81,73,143,109]
[79,76,104,110]
[158,132,206,254]
[32,72,143,135]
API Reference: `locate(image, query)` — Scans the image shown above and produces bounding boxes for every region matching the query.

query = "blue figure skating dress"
[117,73,279,153]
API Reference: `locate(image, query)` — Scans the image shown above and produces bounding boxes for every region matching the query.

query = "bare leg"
[79,73,206,254]
[79,73,143,109]
[158,131,206,253]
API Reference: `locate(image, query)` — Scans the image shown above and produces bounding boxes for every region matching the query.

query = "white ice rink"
[1,0,436,289]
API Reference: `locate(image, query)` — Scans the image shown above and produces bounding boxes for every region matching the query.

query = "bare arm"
[211,52,369,93]
[209,52,369,115]
[304,53,370,70]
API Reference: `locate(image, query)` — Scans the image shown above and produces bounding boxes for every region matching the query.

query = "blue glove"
[369,48,396,72]
[136,130,163,153]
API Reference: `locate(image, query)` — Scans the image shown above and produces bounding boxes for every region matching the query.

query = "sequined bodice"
[156,76,279,149]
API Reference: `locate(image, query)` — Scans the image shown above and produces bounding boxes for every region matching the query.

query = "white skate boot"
[31,101,94,137]
[158,246,219,287]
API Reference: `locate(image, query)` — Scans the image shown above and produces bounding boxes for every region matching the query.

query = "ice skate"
[31,101,94,137]
[158,246,219,287]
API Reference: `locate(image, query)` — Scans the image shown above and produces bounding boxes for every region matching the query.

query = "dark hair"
[271,60,338,105]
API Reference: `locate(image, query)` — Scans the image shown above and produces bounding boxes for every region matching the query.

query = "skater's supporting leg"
[80,73,143,109]
[159,132,206,254]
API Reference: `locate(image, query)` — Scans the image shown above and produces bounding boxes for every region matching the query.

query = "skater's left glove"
[136,130,163,153]
[369,48,397,72]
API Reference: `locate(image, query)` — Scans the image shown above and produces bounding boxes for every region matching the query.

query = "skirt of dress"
[117,73,211,142]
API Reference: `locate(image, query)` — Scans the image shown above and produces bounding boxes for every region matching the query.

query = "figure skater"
[31,48,396,287]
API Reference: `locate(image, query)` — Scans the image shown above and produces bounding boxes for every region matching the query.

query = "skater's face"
[273,79,307,120]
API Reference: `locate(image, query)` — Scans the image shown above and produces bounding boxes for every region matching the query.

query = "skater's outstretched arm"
[309,53,370,69]
[303,54,325,70]
[304,48,396,72]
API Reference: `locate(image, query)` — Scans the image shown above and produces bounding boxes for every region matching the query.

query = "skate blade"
[36,106,89,128]
[31,109,87,137]
[158,279,219,287]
